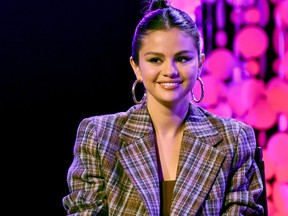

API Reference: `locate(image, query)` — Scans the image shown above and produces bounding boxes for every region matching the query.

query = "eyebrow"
[144,50,194,56]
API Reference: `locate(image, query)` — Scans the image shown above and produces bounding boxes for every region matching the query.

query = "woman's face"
[130,28,204,107]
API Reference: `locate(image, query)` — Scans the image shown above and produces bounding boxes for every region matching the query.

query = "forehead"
[140,28,197,53]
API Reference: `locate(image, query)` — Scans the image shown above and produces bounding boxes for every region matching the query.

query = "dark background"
[1,0,142,215]
[0,1,277,215]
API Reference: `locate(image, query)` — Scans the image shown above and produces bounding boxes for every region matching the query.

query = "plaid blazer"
[63,102,264,216]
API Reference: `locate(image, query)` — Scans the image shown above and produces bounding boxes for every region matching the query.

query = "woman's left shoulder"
[198,106,254,133]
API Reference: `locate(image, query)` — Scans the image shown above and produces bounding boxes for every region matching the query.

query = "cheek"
[139,64,158,80]
[182,67,198,88]
[182,66,198,79]
[141,72,157,84]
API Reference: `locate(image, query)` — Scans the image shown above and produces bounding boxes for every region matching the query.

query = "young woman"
[62,0,264,215]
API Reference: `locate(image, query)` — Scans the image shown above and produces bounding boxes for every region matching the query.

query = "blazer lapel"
[115,103,226,215]
[116,104,160,216]
[171,104,226,215]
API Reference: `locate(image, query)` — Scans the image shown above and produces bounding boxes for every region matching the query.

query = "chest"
[156,133,183,181]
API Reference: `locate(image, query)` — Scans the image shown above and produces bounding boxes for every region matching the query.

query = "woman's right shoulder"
[77,105,140,131]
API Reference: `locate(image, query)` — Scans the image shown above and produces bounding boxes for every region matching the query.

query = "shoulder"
[77,104,140,134]
[195,106,257,165]
[194,105,256,152]
[197,105,255,136]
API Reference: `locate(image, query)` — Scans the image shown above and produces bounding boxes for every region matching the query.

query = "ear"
[198,53,205,76]
[199,53,205,68]
[129,56,142,81]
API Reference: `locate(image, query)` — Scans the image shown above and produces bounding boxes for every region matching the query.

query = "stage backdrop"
[174,0,288,215]
[1,0,287,215]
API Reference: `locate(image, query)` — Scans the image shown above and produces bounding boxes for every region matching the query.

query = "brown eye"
[176,56,191,63]
[148,58,162,63]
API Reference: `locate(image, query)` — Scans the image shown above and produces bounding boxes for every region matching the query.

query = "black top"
[160,180,176,216]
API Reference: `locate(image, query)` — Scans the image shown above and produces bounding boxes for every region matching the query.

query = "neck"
[147,99,189,137]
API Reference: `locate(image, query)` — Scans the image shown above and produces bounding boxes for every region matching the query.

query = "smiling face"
[130,28,205,108]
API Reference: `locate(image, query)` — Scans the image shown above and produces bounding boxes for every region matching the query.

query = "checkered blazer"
[63,102,264,215]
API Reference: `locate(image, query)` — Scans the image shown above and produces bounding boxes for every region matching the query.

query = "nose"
[163,61,178,77]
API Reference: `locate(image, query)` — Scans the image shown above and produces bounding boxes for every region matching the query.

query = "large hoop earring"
[132,80,146,104]
[192,77,204,103]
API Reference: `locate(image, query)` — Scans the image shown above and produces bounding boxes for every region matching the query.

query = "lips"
[159,82,182,89]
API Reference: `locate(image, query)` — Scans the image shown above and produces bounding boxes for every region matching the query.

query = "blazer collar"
[116,103,225,215]
[119,102,223,145]
[117,103,159,215]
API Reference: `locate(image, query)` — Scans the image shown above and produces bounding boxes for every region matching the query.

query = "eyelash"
[148,58,161,63]
[148,56,192,63]
[176,56,192,62]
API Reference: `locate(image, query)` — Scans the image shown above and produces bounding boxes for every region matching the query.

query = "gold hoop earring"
[192,77,204,103]
[132,80,146,104]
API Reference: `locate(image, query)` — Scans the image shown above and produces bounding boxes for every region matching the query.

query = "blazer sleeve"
[62,117,108,215]
[222,124,264,215]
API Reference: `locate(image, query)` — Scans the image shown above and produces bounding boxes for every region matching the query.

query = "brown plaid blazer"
[63,102,264,215]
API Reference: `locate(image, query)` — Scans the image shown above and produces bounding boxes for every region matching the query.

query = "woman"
[62,0,264,215]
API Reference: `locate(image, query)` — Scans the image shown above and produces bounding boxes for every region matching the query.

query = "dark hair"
[131,0,202,65]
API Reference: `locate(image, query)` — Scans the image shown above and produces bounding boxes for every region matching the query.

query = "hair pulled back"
[131,0,202,65]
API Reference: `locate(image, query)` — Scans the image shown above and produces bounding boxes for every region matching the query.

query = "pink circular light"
[243,59,260,76]
[267,199,276,216]
[257,0,270,27]
[204,48,237,80]
[243,97,277,130]
[272,181,288,214]
[194,74,225,107]
[274,0,288,27]
[278,113,288,132]
[227,78,266,116]
[257,130,267,147]
[207,102,233,118]
[272,58,280,74]
[225,0,256,7]
[170,0,200,21]
[272,28,288,57]
[273,211,288,216]
[244,7,261,24]
[266,132,288,164]
[215,30,228,47]
[230,9,244,26]
[272,58,288,81]
[266,181,272,198]
[270,0,281,4]
[202,0,217,3]
[278,52,288,79]
[234,26,269,59]
[275,162,288,182]
[263,148,277,180]
[266,77,288,113]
